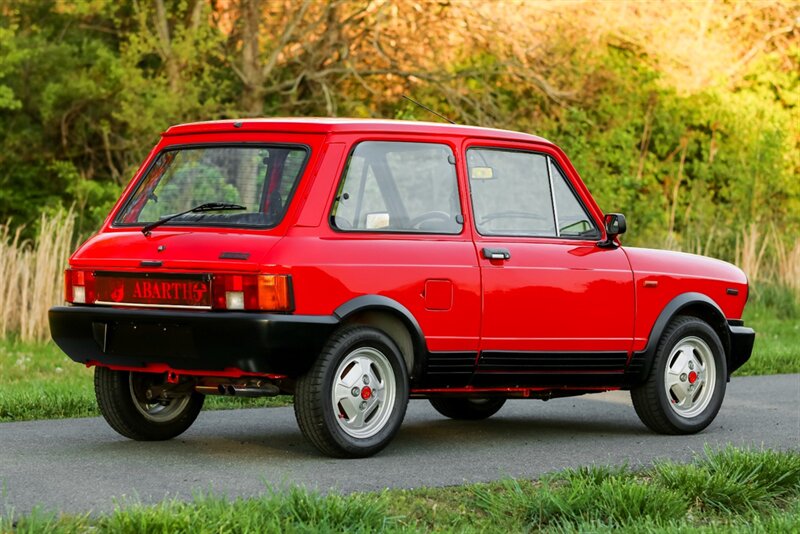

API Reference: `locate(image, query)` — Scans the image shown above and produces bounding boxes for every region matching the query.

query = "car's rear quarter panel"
[271,230,482,353]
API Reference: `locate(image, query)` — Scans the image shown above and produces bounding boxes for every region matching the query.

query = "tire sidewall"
[429,397,506,420]
[96,368,204,441]
[318,328,409,456]
[654,319,727,433]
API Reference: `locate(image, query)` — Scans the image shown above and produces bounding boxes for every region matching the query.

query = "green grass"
[2,447,799,532]
[737,299,800,376]
[0,294,795,422]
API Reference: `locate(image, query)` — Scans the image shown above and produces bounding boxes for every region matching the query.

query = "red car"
[50,118,755,458]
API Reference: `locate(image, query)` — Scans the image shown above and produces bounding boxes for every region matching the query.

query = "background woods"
[0,0,798,340]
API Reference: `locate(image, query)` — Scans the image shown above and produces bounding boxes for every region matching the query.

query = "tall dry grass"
[0,210,75,342]
[773,233,800,295]
[734,225,799,295]
[735,223,772,284]
[665,221,798,296]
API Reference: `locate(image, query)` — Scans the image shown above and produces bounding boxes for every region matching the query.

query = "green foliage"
[0,2,123,231]
[0,26,24,111]
[537,46,799,256]
[749,283,799,320]
[0,0,232,236]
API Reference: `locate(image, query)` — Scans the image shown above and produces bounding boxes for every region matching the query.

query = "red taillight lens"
[212,274,293,312]
[64,269,96,304]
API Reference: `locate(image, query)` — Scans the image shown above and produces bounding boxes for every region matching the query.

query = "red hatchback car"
[50,118,755,458]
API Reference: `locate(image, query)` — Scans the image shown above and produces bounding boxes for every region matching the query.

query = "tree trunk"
[240,0,265,116]
[154,0,181,93]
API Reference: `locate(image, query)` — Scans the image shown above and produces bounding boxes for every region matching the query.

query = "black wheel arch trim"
[628,292,745,386]
[333,295,427,378]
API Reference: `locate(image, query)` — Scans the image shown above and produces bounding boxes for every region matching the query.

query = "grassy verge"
[737,298,800,376]
[1,296,795,423]
[2,447,799,532]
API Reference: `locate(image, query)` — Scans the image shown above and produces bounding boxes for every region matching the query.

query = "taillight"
[64,269,96,304]
[212,274,293,312]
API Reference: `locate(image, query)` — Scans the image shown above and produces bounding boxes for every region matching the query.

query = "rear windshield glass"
[115,145,309,228]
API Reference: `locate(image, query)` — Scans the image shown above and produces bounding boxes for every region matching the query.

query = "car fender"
[628,292,732,385]
[334,295,427,378]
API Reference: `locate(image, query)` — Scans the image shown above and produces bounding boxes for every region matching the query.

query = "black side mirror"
[597,213,626,248]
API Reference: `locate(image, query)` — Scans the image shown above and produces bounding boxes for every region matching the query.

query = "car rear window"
[115,145,309,229]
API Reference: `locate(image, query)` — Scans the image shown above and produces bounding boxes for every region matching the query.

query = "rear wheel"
[94,367,204,441]
[631,316,726,434]
[294,326,409,458]
[429,397,506,420]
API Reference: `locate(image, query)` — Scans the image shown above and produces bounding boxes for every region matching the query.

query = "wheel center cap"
[361,386,372,400]
[688,371,698,384]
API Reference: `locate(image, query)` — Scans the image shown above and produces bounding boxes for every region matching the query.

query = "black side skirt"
[419,350,636,389]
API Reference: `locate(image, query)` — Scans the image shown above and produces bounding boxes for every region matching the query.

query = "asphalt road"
[1,374,798,516]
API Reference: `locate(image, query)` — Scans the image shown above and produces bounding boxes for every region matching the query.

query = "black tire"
[631,316,727,434]
[429,397,506,420]
[294,326,409,458]
[94,367,204,441]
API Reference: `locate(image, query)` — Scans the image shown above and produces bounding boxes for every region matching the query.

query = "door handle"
[482,247,511,260]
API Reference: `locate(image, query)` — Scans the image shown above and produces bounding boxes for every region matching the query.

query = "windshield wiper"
[142,202,246,236]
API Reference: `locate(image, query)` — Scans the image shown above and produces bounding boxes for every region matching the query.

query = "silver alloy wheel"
[129,374,191,423]
[663,335,717,418]
[331,346,396,439]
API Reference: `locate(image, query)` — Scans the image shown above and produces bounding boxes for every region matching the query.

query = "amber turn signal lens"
[257,274,292,311]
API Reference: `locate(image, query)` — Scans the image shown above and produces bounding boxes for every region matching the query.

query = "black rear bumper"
[49,306,339,376]
[728,321,755,374]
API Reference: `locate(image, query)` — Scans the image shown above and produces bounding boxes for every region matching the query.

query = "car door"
[319,138,481,386]
[465,142,635,387]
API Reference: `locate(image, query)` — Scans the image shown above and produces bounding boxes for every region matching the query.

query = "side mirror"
[597,213,626,248]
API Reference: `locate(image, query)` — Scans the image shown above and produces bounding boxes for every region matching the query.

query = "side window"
[467,148,556,236]
[550,161,600,238]
[331,141,462,234]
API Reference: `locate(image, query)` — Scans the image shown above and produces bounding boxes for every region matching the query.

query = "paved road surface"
[1,374,798,516]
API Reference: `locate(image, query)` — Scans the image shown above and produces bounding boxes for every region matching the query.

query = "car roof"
[163,118,553,145]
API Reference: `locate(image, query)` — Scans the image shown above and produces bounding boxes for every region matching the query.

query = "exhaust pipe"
[194,381,280,397]
[226,383,280,397]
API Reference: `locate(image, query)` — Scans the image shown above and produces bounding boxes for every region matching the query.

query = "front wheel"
[294,326,409,458]
[429,397,506,420]
[94,367,204,441]
[631,316,727,434]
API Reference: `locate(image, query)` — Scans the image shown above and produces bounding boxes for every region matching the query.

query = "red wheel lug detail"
[688,371,698,384]
[361,386,372,400]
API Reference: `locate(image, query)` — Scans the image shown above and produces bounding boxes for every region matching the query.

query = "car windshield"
[115,145,309,229]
